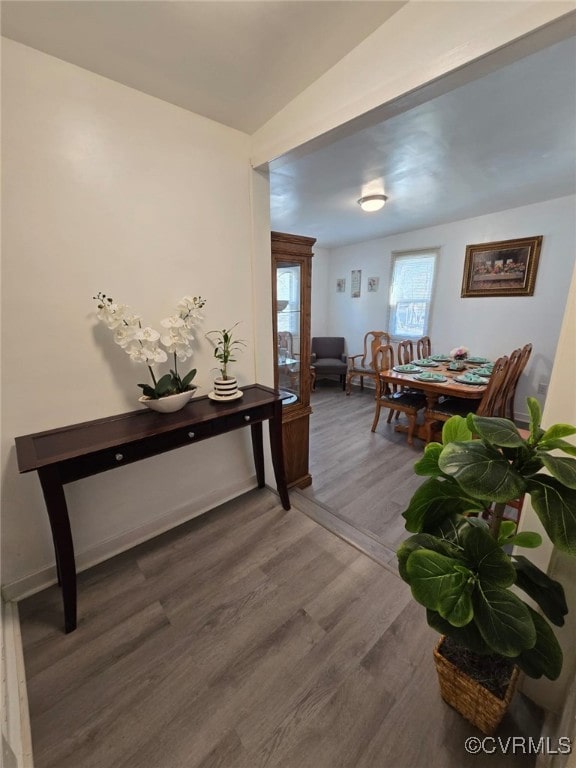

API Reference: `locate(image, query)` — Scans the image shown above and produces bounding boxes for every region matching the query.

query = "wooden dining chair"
[424,355,510,442]
[346,331,390,395]
[416,336,431,359]
[397,339,415,365]
[495,346,522,418]
[371,344,427,445]
[278,331,300,389]
[277,331,294,359]
[503,343,532,421]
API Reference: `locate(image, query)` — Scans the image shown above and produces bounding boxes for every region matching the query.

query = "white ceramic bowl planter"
[139,390,195,413]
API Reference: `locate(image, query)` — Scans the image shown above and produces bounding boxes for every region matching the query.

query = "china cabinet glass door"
[276,261,302,401]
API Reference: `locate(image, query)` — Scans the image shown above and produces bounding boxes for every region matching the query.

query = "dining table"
[378,360,488,443]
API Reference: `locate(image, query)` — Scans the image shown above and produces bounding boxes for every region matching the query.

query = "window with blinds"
[388,250,438,338]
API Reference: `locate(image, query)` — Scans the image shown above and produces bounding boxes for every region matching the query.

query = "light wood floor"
[19,388,542,768]
[303,383,424,554]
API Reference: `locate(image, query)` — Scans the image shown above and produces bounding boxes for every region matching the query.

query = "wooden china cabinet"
[271,231,315,488]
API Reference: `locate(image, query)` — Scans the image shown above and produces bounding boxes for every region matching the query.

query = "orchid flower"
[93,292,206,398]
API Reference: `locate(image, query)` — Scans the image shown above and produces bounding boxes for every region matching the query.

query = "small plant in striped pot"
[206,323,246,400]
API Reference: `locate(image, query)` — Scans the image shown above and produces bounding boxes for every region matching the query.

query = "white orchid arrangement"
[93,292,206,399]
[449,345,469,361]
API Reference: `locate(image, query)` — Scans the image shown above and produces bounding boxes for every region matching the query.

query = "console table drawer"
[59,422,214,482]
[225,404,273,431]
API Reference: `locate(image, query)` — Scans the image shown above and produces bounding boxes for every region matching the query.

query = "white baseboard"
[1,601,33,768]
[2,477,259,602]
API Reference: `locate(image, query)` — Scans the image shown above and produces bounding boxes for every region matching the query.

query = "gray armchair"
[311,337,347,390]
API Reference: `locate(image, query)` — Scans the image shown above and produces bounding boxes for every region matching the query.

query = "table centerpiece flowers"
[450,345,469,361]
[93,292,206,411]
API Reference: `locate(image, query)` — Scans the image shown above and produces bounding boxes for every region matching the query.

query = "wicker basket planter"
[433,637,520,735]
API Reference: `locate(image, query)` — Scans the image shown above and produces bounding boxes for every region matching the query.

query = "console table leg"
[251,422,265,488]
[269,404,290,511]
[38,466,77,633]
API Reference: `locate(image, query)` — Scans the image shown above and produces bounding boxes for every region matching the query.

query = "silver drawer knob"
[244,414,250,422]
[188,431,195,439]
[115,453,124,462]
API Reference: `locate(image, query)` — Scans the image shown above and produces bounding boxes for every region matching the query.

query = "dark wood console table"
[15,384,290,633]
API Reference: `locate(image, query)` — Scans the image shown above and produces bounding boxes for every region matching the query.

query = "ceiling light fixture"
[357,194,388,212]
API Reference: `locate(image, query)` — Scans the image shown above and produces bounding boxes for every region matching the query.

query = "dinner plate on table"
[473,367,493,377]
[430,354,451,362]
[413,358,439,367]
[455,374,486,385]
[393,364,422,373]
[414,373,447,383]
[467,356,491,364]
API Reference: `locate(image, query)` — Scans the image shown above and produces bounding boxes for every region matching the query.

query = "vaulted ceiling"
[1,1,404,132]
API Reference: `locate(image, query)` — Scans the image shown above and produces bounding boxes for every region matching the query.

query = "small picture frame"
[461,236,542,297]
[367,277,379,292]
[351,269,362,298]
[336,278,346,293]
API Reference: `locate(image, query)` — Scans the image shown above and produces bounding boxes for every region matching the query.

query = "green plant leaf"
[527,396,542,443]
[397,534,463,582]
[497,520,517,544]
[464,516,490,530]
[541,424,576,441]
[181,368,197,388]
[402,477,484,533]
[442,416,472,444]
[467,415,525,447]
[426,610,493,656]
[507,531,542,548]
[513,554,568,626]
[472,586,536,656]
[538,438,576,457]
[406,550,475,627]
[517,607,563,680]
[460,525,515,587]
[155,373,174,396]
[138,383,157,399]
[414,443,443,476]
[539,454,576,489]
[527,476,576,554]
[439,441,527,503]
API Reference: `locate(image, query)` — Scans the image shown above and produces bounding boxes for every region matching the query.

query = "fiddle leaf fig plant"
[398,397,576,681]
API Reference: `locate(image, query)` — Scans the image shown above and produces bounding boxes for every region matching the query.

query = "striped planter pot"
[213,377,239,398]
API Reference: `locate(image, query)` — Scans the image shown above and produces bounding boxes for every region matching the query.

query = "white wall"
[310,245,330,338]
[313,195,576,420]
[1,40,266,597]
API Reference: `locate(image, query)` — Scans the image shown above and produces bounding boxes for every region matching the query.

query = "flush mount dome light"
[358,194,388,212]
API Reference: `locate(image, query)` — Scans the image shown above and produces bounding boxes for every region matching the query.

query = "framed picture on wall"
[336,278,346,293]
[461,236,542,297]
[351,269,361,298]
[367,277,379,292]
